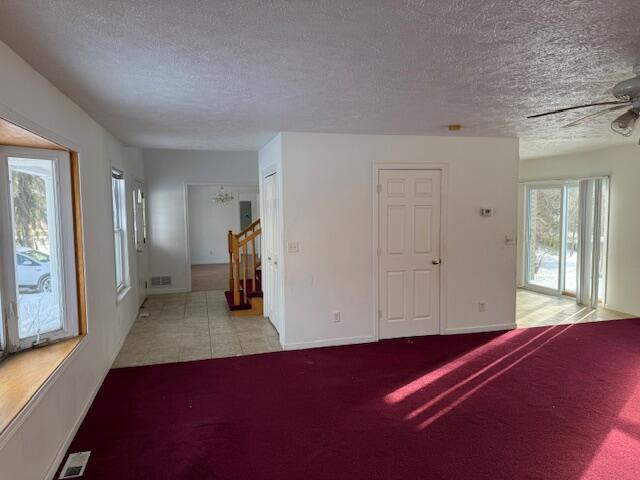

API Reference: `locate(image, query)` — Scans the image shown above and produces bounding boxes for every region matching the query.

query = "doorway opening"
[185,184,259,292]
[132,180,147,306]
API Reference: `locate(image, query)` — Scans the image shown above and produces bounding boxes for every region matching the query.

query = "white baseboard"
[284,335,377,351]
[44,306,139,480]
[444,323,517,335]
[146,287,189,295]
[44,362,110,480]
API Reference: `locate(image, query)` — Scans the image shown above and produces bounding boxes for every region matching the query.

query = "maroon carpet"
[61,319,640,479]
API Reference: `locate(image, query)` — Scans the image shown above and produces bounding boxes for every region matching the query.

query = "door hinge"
[378,309,382,319]
[377,247,382,256]
[377,184,382,194]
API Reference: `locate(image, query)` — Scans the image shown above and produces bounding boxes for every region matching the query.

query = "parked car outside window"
[16,246,51,293]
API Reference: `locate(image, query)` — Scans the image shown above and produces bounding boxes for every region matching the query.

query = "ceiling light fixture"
[610,109,639,137]
[213,186,234,206]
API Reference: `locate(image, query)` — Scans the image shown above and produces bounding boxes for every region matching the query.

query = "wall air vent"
[150,276,172,287]
[59,451,91,478]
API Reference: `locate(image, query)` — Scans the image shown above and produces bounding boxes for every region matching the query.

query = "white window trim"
[0,147,79,354]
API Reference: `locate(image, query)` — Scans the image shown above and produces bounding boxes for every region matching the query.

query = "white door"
[378,169,441,339]
[263,173,281,332]
[132,181,147,307]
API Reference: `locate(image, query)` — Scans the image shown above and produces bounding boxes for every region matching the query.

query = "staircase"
[225,219,263,316]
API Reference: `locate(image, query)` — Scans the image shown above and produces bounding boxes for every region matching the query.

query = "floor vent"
[150,275,171,287]
[59,451,91,478]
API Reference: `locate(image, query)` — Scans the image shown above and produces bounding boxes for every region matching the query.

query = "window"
[0,148,78,352]
[111,167,128,295]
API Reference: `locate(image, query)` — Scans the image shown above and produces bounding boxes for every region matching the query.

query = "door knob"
[432,258,442,265]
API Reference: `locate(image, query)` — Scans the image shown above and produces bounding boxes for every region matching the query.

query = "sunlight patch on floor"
[580,428,640,480]
[383,330,523,405]
[413,324,576,431]
[516,289,630,328]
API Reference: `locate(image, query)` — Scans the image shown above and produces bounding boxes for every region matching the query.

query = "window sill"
[0,336,84,438]
[116,286,131,304]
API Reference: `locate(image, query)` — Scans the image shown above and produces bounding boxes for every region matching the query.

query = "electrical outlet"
[333,311,341,323]
[480,207,493,217]
[478,301,486,313]
[287,241,299,253]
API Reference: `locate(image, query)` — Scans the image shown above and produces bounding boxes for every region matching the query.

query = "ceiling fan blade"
[527,100,630,119]
[562,104,630,128]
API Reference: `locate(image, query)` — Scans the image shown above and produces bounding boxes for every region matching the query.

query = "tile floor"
[516,289,631,328]
[112,290,281,368]
[191,263,229,291]
[114,288,632,368]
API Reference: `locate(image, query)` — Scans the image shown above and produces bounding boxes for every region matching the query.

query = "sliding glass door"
[526,185,563,293]
[524,178,609,306]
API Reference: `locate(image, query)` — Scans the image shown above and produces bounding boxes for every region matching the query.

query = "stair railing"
[228,219,261,306]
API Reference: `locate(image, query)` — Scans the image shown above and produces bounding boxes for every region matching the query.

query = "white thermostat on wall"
[480,207,493,217]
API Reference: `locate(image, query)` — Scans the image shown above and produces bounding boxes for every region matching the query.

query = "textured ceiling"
[1,1,639,158]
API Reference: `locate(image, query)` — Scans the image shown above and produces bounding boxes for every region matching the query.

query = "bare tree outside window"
[12,170,49,252]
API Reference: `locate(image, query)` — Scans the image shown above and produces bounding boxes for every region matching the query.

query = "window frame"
[111,167,129,297]
[0,147,79,354]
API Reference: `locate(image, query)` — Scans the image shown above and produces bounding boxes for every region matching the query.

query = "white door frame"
[183,182,258,292]
[372,163,449,339]
[133,178,147,307]
[259,168,284,341]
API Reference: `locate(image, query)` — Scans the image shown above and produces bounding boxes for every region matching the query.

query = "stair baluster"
[226,219,262,313]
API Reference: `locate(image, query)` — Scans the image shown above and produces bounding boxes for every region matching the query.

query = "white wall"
[0,40,143,479]
[519,146,640,316]
[142,149,258,292]
[187,185,258,264]
[277,132,519,349]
